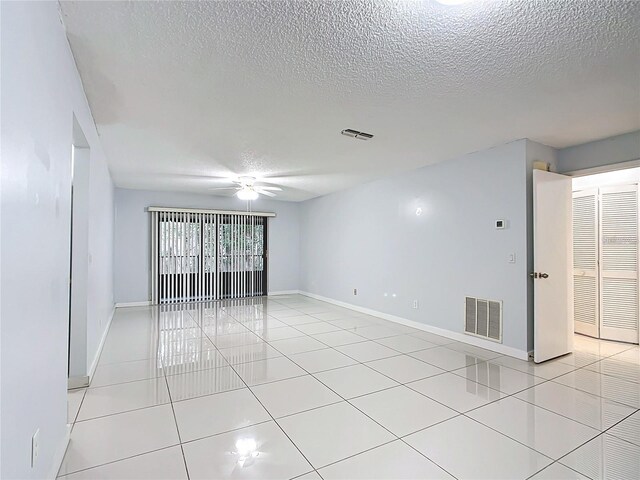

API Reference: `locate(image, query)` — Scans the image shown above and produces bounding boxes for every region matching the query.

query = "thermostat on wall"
[495,219,506,229]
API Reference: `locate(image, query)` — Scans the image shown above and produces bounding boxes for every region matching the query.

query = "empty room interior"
[2,1,640,479]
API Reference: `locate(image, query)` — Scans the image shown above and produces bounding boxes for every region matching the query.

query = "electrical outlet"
[353,288,357,296]
[412,300,419,309]
[31,428,40,467]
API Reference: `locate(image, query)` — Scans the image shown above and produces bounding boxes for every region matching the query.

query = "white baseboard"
[49,423,72,479]
[299,291,529,361]
[87,305,115,382]
[268,290,301,296]
[115,300,152,308]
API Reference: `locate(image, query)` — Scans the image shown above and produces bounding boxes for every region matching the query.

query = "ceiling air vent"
[464,296,502,343]
[341,129,374,140]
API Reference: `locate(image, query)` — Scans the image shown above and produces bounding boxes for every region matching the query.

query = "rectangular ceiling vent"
[341,129,374,140]
[464,297,502,343]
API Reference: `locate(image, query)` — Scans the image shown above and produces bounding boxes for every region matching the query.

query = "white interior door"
[572,189,599,338]
[533,170,573,363]
[599,185,639,343]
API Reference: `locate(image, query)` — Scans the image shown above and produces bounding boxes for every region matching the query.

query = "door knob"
[540,273,549,279]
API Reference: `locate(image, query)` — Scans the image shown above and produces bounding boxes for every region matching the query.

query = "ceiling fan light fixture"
[237,187,259,201]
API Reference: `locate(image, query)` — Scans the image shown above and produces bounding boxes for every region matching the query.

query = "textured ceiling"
[60,0,640,201]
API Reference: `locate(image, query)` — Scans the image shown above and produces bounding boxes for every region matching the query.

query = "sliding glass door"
[218,215,267,299]
[151,210,268,304]
[158,213,202,302]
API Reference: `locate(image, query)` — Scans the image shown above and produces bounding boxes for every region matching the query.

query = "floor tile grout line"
[535,428,635,480]
[178,418,275,447]
[290,469,323,480]
[229,319,448,472]
[525,460,596,480]
[84,298,639,479]
[90,339,630,425]
[396,437,460,480]
[458,413,556,463]
[597,406,640,439]
[362,355,631,459]
[605,423,640,448]
[230,301,412,344]
[178,444,191,480]
[69,388,88,427]
[309,439,403,474]
[84,373,168,391]
[194,315,621,440]
[252,329,462,478]
[579,360,640,384]
[57,444,183,478]
[199,327,318,476]
[248,307,637,441]
[74,401,176,424]
[224,302,478,364]
[549,374,640,409]
[161,360,191,480]
[510,385,640,432]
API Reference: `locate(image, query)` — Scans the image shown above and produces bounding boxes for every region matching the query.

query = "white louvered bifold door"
[572,189,599,338]
[599,185,639,343]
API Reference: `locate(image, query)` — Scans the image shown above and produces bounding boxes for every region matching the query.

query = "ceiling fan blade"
[256,189,277,197]
[255,186,283,191]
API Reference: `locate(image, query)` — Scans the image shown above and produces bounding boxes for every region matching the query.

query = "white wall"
[299,140,531,354]
[114,188,300,303]
[1,3,115,479]
[557,130,640,174]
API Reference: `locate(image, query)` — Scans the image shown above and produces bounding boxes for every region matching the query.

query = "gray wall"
[557,130,640,174]
[1,3,115,478]
[114,188,300,303]
[299,140,531,354]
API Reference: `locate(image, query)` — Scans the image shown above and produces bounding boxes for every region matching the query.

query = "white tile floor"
[60,295,640,479]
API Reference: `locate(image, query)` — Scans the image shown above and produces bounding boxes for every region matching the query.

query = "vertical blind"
[149,207,273,304]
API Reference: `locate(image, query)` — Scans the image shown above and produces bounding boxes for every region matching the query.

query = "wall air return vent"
[464,296,503,343]
[341,129,374,140]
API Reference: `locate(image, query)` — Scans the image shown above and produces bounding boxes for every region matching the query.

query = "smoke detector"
[341,129,374,140]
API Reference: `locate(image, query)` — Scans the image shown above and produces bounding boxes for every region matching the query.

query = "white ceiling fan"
[209,176,282,200]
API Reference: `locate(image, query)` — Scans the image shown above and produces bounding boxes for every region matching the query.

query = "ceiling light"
[237,188,259,201]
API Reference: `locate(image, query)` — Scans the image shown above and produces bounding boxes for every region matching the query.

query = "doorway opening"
[68,116,91,388]
[572,167,639,344]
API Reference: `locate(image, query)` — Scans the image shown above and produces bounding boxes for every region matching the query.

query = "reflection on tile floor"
[61,295,640,479]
